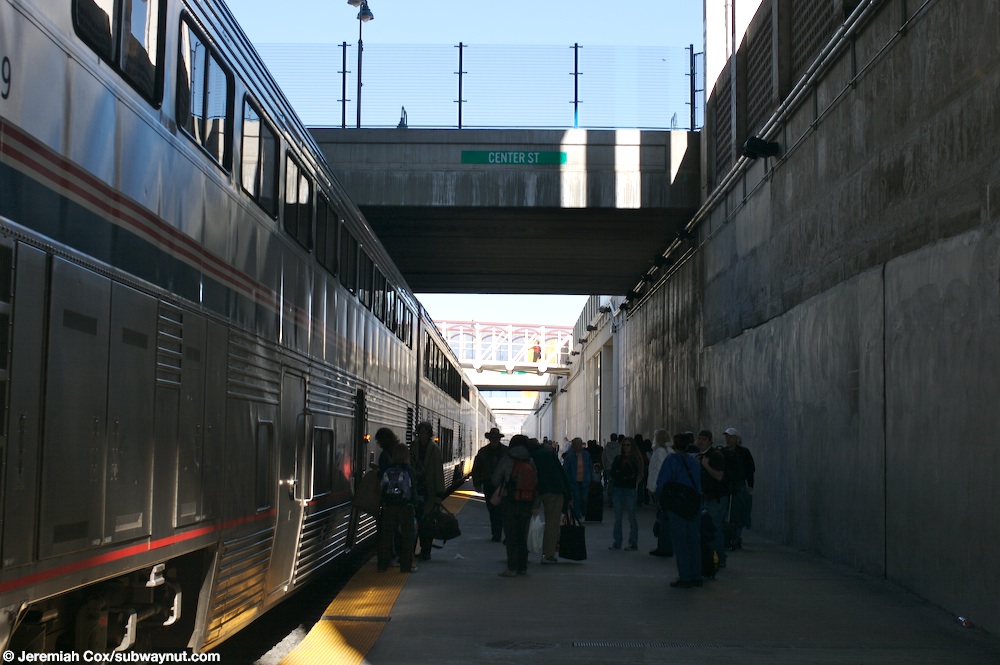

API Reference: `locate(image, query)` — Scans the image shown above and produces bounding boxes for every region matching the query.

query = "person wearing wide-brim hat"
[472,427,508,542]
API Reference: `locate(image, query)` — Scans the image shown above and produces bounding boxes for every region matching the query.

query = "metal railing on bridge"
[436,321,575,376]
[255,43,705,130]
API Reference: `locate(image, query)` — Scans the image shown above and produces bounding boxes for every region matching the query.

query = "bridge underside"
[361,205,695,294]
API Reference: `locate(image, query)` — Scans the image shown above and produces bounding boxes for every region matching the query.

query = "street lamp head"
[358,1,374,21]
[347,0,361,6]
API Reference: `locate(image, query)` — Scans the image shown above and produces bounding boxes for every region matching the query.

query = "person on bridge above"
[562,437,592,521]
[646,428,673,557]
[723,427,755,551]
[411,421,444,561]
[609,437,644,550]
[531,437,572,564]
[472,427,508,542]
[491,435,538,577]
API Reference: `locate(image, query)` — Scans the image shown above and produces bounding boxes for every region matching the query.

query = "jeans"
[668,510,701,582]
[611,487,638,548]
[703,497,728,566]
[568,481,588,521]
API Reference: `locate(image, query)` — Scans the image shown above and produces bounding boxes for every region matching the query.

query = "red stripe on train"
[0,510,276,596]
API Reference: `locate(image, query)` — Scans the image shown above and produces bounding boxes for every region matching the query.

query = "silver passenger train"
[0,0,493,654]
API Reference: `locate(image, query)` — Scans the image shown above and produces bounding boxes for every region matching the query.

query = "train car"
[0,0,487,654]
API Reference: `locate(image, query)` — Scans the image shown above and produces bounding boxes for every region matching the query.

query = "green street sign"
[461,150,567,165]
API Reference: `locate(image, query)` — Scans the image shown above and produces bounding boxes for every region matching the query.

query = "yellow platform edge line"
[278,492,470,665]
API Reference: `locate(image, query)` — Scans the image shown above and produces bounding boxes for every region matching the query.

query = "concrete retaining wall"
[621,0,1000,634]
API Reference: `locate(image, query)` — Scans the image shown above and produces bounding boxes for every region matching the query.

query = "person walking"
[491,435,538,577]
[411,421,444,561]
[561,437,592,521]
[472,427,508,542]
[646,428,673,557]
[608,437,643,550]
[602,433,620,507]
[656,432,703,588]
[723,427,755,550]
[377,443,417,573]
[531,438,572,564]
[694,429,728,569]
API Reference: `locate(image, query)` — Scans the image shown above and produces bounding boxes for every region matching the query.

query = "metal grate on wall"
[713,65,734,186]
[745,5,775,135]
[791,0,838,79]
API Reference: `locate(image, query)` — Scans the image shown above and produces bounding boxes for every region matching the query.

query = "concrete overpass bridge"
[310,128,700,295]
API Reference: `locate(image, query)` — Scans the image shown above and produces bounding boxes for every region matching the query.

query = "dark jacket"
[531,445,572,498]
[471,442,508,492]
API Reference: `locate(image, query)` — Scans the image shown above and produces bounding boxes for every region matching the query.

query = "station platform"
[278,483,1000,664]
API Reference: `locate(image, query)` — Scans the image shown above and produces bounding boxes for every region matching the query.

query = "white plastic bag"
[527,513,545,553]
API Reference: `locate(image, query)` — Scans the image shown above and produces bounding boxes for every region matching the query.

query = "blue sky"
[225,0,703,326]
[226,1,704,49]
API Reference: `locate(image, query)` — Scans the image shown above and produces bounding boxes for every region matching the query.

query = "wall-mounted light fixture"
[598,304,612,313]
[559,388,568,393]
[578,338,587,344]
[675,229,694,241]
[570,350,580,356]
[742,136,780,160]
[586,324,597,331]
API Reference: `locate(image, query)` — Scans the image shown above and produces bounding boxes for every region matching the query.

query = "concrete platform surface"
[347,485,1000,664]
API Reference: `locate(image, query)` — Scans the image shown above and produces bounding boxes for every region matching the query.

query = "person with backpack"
[656,432,703,588]
[376,437,417,573]
[609,437,644,550]
[491,434,538,577]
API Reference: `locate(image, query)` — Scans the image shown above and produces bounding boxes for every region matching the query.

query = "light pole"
[347,0,373,129]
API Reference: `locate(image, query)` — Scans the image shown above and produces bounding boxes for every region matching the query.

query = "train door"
[346,389,369,547]
[39,257,111,559]
[265,371,307,595]
[2,243,45,568]
[104,283,156,543]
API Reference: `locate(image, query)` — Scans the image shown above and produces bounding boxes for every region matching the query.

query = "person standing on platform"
[377,443,417,573]
[472,427,508,542]
[411,421,444,561]
[562,437,592,521]
[373,427,402,562]
[531,437,572,564]
[657,432,703,588]
[608,437,643,550]
[646,428,673,557]
[694,429,728,569]
[492,435,538,577]
[601,433,620,507]
[724,427,755,550]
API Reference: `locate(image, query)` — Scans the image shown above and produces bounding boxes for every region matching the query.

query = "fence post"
[455,42,466,129]
[570,43,581,128]
[339,42,349,129]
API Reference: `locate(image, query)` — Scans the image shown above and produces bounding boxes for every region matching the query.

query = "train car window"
[241,100,279,217]
[339,225,358,293]
[177,17,233,170]
[255,421,275,511]
[315,196,338,276]
[373,268,386,323]
[73,0,166,105]
[403,306,413,348]
[385,285,397,335]
[283,155,313,251]
[358,251,374,310]
[312,428,334,496]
